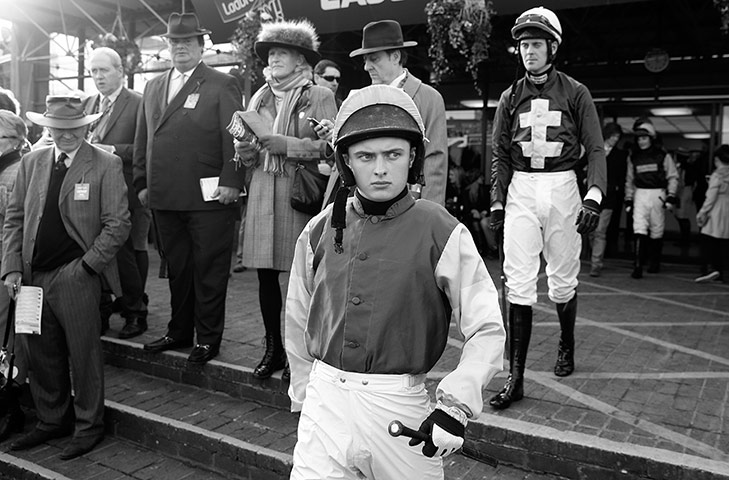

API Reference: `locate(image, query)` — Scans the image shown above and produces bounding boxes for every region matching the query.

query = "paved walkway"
[107,250,729,476]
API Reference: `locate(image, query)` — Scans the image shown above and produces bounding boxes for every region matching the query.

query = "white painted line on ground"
[527,371,729,462]
[576,291,729,296]
[534,321,729,327]
[545,371,729,380]
[532,303,729,367]
[429,369,729,381]
[577,281,729,317]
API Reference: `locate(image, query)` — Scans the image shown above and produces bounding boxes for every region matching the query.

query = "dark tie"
[55,152,68,173]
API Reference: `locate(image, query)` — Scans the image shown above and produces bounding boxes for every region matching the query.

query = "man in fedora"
[133,12,245,364]
[323,19,447,207]
[2,95,130,459]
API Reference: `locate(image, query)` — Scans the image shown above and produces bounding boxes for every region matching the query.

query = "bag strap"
[2,297,13,348]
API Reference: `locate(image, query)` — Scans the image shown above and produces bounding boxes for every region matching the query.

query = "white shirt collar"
[389,70,407,88]
[54,144,82,166]
[102,85,123,105]
[172,61,201,79]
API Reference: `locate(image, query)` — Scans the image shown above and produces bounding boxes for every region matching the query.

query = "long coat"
[1,142,130,295]
[133,62,245,211]
[84,87,142,209]
[401,71,447,206]
[242,84,336,271]
[697,165,729,239]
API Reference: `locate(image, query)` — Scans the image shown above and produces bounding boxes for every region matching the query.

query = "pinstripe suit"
[1,141,130,437]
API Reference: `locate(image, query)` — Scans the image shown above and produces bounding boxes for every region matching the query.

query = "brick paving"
[3,248,729,478]
[128,253,729,469]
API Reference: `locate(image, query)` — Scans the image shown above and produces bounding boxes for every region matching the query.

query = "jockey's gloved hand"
[576,199,601,234]
[624,199,633,213]
[489,209,505,232]
[664,195,680,210]
[408,402,467,458]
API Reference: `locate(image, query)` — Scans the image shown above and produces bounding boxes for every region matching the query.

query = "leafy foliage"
[232,10,272,84]
[425,0,495,92]
[715,0,729,33]
[91,33,142,75]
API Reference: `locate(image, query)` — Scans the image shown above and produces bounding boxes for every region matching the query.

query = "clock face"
[645,48,670,73]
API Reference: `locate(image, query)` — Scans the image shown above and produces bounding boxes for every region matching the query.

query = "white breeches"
[290,361,442,480]
[632,188,666,239]
[504,171,581,305]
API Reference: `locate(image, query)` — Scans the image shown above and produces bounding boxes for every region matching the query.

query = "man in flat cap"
[133,12,245,364]
[323,19,447,207]
[3,95,130,459]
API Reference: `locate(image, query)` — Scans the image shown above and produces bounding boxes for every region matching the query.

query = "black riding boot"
[554,295,577,377]
[677,218,691,256]
[489,305,532,410]
[631,234,646,279]
[647,238,663,273]
[0,382,25,442]
[253,269,288,379]
[253,333,287,379]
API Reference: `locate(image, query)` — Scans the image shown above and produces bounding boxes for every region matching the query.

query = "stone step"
[102,363,556,479]
[0,417,233,480]
[102,336,729,480]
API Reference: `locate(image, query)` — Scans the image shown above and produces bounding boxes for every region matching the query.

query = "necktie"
[168,72,187,104]
[92,97,112,141]
[55,152,68,174]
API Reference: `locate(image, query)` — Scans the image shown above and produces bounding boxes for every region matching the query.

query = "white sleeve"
[664,153,679,196]
[434,224,506,419]
[285,220,317,412]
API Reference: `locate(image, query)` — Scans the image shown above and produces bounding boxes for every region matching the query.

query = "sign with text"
[212,0,283,24]
[192,0,428,43]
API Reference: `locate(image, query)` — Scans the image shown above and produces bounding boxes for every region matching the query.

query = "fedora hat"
[26,95,101,129]
[162,12,211,39]
[255,19,321,66]
[349,20,417,58]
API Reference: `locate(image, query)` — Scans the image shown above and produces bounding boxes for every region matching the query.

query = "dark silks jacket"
[490,68,607,206]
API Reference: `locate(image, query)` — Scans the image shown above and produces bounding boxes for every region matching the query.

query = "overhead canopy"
[0,0,649,44]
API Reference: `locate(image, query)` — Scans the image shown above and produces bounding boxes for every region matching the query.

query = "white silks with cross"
[518,98,563,170]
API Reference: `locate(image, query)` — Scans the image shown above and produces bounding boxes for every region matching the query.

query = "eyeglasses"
[320,75,340,82]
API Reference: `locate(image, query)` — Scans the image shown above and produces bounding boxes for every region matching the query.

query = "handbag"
[290,161,328,216]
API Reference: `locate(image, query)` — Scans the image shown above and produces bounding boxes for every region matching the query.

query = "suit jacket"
[84,87,143,209]
[133,62,245,211]
[1,142,131,295]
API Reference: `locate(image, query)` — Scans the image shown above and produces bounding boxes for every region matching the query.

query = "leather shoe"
[0,408,25,443]
[187,343,220,364]
[118,318,148,339]
[59,434,104,460]
[10,427,71,451]
[143,336,192,353]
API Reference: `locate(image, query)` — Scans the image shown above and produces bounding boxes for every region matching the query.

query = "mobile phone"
[307,117,321,128]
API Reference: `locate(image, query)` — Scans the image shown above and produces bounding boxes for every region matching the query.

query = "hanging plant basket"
[715,0,729,33]
[232,9,274,84]
[425,0,495,93]
[91,33,142,75]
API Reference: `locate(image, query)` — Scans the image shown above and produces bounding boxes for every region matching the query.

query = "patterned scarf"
[248,67,312,175]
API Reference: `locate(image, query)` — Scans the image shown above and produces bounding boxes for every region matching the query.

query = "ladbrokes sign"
[213,0,283,23]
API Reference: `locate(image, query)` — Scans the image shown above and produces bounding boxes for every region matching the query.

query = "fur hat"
[255,20,321,66]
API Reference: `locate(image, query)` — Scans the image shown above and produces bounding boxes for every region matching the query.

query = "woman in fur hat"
[234,19,337,380]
